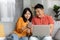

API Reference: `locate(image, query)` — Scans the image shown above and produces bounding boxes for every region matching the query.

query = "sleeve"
[48,16,54,24]
[32,18,36,25]
[15,17,22,32]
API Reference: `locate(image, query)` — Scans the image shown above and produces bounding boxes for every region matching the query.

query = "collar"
[36,15,46,18]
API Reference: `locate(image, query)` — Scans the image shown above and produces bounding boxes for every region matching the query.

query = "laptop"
[32,25,50,37]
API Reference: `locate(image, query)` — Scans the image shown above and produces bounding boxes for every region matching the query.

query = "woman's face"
[24,11,31,20]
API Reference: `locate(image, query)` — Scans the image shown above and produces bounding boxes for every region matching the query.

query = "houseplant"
[53,5,60,18]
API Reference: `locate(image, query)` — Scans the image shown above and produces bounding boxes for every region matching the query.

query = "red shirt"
[32,15,54,25]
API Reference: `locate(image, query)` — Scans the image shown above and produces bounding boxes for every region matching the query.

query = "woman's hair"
[21,8,33,22]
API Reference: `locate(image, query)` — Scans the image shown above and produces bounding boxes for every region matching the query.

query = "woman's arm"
[15,18,23,33]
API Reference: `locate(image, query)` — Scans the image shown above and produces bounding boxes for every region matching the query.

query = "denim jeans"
[11,33,28,40]
[29,36,53,40]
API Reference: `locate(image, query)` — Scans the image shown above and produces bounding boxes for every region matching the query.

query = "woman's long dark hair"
[21,8,33,22]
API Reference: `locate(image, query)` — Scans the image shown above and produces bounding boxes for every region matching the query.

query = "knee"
[29,36,39,40]
[42,36,53,40]
[22,37,28,40]
[11,34,18,38]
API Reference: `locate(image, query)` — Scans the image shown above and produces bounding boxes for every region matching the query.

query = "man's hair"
[34,4,44,9]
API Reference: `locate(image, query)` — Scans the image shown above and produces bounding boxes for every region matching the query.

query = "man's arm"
[48,16,54,36]
[50,24,54,36]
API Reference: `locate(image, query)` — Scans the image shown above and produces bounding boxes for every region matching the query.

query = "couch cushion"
[54,28,60,40]
[0,23,5,37]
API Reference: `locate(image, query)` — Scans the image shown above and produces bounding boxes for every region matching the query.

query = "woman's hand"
[27,28,31,34]
[27,22,32,29]
[26,28,32,37]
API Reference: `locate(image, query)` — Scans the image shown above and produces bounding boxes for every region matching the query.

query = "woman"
[11,8,33,40]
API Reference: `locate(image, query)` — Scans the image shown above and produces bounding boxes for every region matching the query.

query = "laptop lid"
[32,25,50,37]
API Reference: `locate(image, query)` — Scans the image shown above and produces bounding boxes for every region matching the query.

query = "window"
[0,0,15,22]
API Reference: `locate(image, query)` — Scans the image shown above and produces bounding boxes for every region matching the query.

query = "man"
[30,4,54,40]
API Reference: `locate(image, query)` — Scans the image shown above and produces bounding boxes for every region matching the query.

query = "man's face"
[35,8,44,17]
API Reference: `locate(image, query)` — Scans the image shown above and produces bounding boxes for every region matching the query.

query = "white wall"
[14,0,23,23]
[23,0,31,8]
[23,0,43,11]
[30,0,42,7]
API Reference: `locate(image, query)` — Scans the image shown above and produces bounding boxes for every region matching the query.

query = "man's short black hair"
[34,4,44,9]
